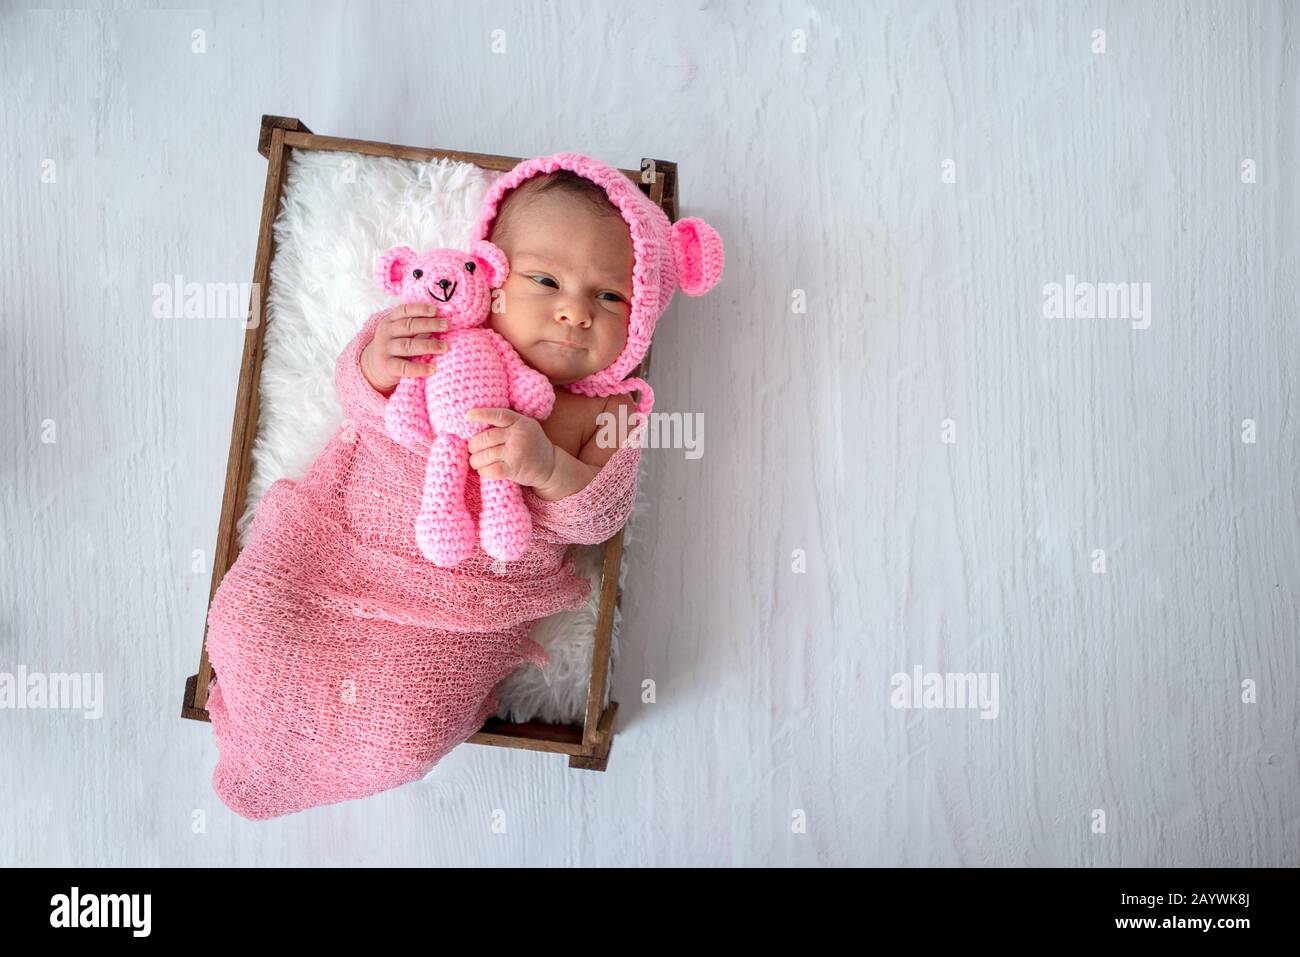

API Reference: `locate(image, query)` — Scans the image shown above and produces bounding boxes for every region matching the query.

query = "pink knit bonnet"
[470,152,724,417]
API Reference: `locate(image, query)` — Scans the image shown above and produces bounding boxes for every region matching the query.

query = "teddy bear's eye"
[412,269,423,279]
[464,261,476,274]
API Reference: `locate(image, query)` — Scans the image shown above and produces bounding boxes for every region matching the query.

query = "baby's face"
[487,190,633,385]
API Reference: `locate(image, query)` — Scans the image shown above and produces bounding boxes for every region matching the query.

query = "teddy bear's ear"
[375,246,416,295]
[469,240,510,289]
[670,217,724,296]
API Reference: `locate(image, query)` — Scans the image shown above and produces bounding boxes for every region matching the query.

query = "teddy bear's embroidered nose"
[431,278,457,302]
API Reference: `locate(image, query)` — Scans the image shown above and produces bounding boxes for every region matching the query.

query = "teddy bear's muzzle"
[430,279,458,302]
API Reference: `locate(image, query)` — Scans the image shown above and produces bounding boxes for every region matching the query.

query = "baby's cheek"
[486,295,514,332]
[485,303,518,342]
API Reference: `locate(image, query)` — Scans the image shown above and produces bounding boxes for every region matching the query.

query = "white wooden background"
[1,0,1296,866]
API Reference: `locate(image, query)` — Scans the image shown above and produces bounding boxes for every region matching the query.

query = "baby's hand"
[465,408,557,489]
[361,303,450,394]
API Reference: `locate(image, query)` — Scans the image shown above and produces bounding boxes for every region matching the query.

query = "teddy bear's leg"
[478,477,533,562]
[415,432,476,566]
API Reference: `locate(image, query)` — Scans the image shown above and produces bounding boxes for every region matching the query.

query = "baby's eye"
[528,275,559,288]
[597,292,625,303]
[412,269,423,279]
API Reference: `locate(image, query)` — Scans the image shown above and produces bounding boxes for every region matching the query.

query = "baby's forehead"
[495,190,633,277]
[501,186,622,233]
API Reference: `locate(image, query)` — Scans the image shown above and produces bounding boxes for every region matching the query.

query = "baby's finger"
[464,407,519,428]
[469,445,507,471]
[392,356,437,377]
[385,306,448,337]
[387,301,442,320]
[391,335,448,358]
[467,427,510,455]
[474,461,511,481]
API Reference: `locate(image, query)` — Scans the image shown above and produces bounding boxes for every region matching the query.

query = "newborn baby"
[360,168,640,503]
[203,152,723,820]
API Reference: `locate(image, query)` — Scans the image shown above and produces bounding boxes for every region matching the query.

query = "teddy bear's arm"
[483,329,555,421]
[383,371,433,448]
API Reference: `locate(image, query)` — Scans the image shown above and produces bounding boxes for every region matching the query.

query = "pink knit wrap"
[204,309,644,820]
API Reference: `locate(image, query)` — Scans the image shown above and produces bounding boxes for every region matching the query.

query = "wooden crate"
[181,115,678,772]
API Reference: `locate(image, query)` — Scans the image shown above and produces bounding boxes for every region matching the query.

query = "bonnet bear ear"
[670,217,724,296]
[375,246,416,295]
[470,239,510,289]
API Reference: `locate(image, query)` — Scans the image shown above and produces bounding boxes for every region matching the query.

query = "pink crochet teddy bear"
[375,241,554,567]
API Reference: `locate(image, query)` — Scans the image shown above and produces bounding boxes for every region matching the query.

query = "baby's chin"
[518,341,608,385]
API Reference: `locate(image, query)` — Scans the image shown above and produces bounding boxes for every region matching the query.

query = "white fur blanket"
[237,148,645,726]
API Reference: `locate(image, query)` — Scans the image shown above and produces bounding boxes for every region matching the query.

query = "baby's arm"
[514,395,642,546]
[464,394,642,545]
[521,409,643,546]
[335,310,394,433]
[530,393,637,501]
